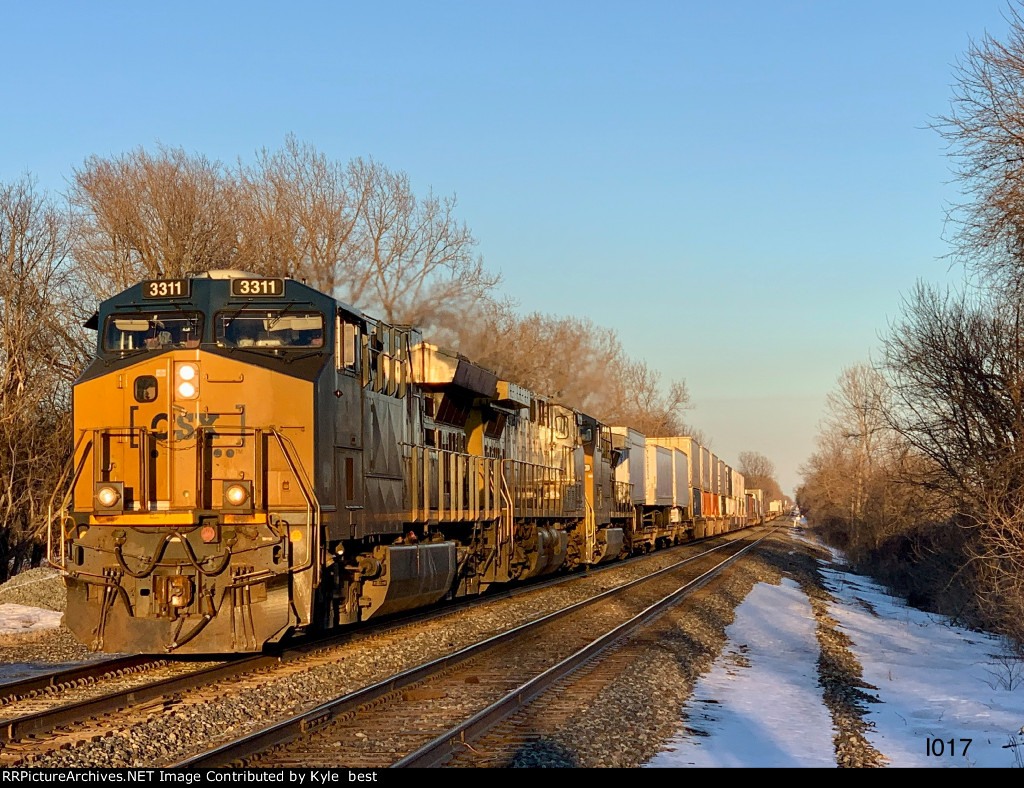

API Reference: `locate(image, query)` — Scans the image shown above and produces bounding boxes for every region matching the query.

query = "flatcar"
[54,271,755,654]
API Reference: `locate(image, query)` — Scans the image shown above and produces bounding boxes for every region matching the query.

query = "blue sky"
[1,1,1012,494]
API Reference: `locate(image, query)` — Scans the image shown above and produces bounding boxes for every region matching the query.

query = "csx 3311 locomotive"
[54,271,760,654]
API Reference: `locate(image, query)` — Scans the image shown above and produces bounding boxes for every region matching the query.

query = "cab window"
[216,310,325,349]
[103,313,203,353]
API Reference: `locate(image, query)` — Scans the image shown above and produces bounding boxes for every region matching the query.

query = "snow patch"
[0,603,63,635]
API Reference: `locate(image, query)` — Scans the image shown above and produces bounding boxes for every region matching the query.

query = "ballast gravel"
[0,531,886,768]
[486,531,886,768]
[0,567,66,611]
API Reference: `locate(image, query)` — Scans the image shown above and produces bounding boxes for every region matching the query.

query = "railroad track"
[0,531,759,766]
[0,656,173,708]
[172,527,776,768]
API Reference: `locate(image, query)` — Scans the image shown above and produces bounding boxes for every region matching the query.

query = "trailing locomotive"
[55,272,761,654]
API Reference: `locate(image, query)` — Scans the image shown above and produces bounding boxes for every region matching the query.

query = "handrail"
[499,458,573,519]
[267,428,322,584]
[55,424,320,589]
[47,431,95,569]
[90,427,151,511]
[583,496,596,563]
[406,445,503,523]
[611,480,634,517]
[498,466,514,549]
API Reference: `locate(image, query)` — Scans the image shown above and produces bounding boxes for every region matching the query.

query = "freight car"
[53,271,754,654]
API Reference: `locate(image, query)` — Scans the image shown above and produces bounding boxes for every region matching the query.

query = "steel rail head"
[170,527,776,768]
[393,528,779,768]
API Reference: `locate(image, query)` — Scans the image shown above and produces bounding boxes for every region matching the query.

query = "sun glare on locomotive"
[56,270,778,654]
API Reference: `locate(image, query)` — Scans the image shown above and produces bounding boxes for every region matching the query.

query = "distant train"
[54,271,774,654]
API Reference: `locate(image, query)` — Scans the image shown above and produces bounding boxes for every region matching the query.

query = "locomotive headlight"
[175,363,199,400]
[222,480,253,511]
[96,486,120,507]
[94,482,124,513]
[225,484,249,506]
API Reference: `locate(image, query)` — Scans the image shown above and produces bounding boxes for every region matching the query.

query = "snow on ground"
[823,565,1024,767]
[647,546,1024,768]
[6,540,1024,767]
[0,603,62,635]
[646,577,837,767]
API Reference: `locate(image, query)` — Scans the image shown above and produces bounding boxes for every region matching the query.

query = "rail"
[172,528,774,768]
[395,527,779,767]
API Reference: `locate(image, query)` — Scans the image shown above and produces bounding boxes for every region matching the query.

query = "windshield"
[216,310,325,349]
[103,313,203,353]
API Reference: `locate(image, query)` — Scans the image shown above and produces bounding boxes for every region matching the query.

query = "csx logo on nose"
[149,411,221,441]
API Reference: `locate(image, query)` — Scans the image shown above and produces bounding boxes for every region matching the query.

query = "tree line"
[0,137,705,580]
[799,2,1024,643]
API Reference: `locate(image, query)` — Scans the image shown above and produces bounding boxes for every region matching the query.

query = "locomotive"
[54,271,762,654]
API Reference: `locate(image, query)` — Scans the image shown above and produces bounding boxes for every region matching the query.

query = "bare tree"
[453,301,691,433]
[0,176,84,579]
[798,355,949,559]
[606,359,690,436]
[794,8,1024,635]
[738,451,776,481]
[69,145,242,297]
[67,141,500,337]
[738,451,783,502]
[681,424,711,447]
[454,305,623,415]
[824,363,890,521]
[236,135,369,289]
[349,158,499,331]
[881,282,1024,634]
[883,283,1024,506]
[936,1,1024,289]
